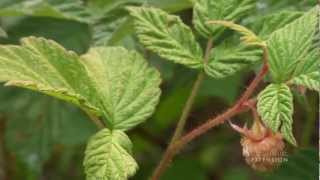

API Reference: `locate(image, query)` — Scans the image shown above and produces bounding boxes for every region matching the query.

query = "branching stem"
[170,38,213,143]
[151,47,269,180]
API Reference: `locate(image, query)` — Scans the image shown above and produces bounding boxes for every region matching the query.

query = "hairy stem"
[171,39,213,143]
[151,39,213,179]
[151,48,269,180]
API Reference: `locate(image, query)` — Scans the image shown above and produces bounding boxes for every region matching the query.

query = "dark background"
[0,0,318,179]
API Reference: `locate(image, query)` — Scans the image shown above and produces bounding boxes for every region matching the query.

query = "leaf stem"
[151,48,269,180]
[83,109,105,129]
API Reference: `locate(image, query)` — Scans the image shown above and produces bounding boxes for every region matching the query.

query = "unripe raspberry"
[241,130,285,171]
[230,118,286,171]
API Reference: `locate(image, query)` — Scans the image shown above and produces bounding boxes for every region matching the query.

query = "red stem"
[151,49,269,180]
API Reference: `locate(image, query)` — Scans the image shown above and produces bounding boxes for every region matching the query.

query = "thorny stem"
[151,48,269,180]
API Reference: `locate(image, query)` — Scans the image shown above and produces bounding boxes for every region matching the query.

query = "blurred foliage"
[0,0,318,180]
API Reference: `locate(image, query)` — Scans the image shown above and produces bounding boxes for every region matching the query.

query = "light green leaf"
[84,129,138,180]
[0,37,100,115]
[81,47,161,130]
[128,6,203,69]
[204,44,262,78]
[267,7,318,83]
[257,84,296,146]
[193,0,256,38]
[0,37,161,130]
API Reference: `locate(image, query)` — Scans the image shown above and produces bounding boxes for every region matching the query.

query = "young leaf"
[207,20,265,47]
[193,0,256,38]
[128,6,203,69]
[0,37,161,131]
[257,84,296,146]
[84,129,138,180]
[267,7,318,83]
[81,47,161,130]
[204,44,262,78]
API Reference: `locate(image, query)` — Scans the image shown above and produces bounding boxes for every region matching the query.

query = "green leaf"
[0,0,92,23]
[81,47,161,130]
[288,8,320,91]
[193,0,256,38]
[289,49,320,91]
[0,37,161,130]
[257,84,296,146]
[204,44,262,78]
[84,129,138,180]
[4,17,91,54]
[92,11,129,46]
[267,7,318,83]
[251,10,303,39]
[0,37,100,115]
[128,6,203,69]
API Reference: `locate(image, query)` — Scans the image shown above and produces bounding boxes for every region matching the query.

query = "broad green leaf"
[204,44,262,78]
[251,11,303,39]
[257,84,296,145]
[84,129,138,180]
[0,37,161,130]
[207,20,265,47]
[81,47,161,130]
[267,7,318,83]
[128,6,203,69]
[193,0,256,38]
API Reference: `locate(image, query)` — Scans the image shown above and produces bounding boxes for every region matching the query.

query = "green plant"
[0,0,318,180]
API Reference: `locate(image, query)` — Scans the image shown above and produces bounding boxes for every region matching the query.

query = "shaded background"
[0,0,318,179]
